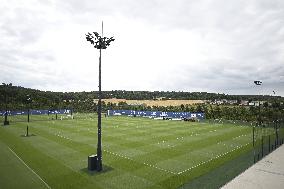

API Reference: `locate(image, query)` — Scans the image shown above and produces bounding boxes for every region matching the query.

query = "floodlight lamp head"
[85,32,115,49]
[26,95,32,103]
[254,81,262,85]
[93,32,99,38]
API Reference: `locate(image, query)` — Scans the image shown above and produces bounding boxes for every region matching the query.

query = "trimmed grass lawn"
[0,141,47,188]
[0,114,257,189]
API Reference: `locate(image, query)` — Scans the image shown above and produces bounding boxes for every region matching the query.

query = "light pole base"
[88,155,97,171]
[4,120,9,125]
[96,159,102,172]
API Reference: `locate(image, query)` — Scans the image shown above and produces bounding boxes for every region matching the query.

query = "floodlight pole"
[272,91,279,147]
[253,126,255,162]
[27,96,29,122]
[2,83,10,125]
[97,27,103,171]
[253,80,262,162]
[252,81,260,162]
[85,21,115,172]
[4,89,8,123]
[26,95,31,122]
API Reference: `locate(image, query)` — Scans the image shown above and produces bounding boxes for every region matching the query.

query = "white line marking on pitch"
[105,141,252,176]
[8,147,51,189]
[103,149,177,175]
[177,142,252,175]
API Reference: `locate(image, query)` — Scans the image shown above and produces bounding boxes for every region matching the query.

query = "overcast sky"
[1,0,284,96]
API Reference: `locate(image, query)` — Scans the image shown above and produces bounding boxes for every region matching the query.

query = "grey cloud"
[1,0,284,96]
[1,7,46,45]
[0,1,58,87]
[162,55,284,95]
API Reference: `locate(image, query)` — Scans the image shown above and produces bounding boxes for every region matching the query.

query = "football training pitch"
[0,114,255,189]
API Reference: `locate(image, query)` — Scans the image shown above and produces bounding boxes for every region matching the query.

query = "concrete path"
[222,145,284,189]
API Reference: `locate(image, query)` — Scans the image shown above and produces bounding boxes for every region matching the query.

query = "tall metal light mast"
[85,22,115,171]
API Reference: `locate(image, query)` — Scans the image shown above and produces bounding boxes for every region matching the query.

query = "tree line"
[0,85,283,122]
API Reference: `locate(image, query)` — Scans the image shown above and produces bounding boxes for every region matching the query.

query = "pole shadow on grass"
[20,134,36,137]
[80,165,114,176]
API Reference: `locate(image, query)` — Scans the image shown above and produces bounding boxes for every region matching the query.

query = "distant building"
[248,101,266,106]
[211,99,237,105]
[248,102,255,106]
[240,100,249,106]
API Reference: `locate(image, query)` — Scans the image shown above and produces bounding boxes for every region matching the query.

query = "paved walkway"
[222,144,284,189]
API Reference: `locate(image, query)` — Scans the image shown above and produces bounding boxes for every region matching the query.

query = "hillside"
[1,85,284,122]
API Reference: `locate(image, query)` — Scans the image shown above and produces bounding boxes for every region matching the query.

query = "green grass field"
[0,114,262,189]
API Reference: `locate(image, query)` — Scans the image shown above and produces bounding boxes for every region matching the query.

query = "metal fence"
[205,118,284,162]
[253,120,284,162]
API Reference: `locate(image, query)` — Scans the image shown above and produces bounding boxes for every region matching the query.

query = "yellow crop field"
[95,98,205,107]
